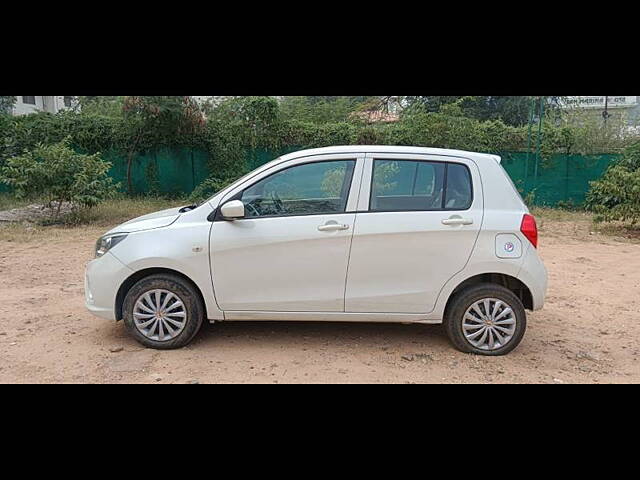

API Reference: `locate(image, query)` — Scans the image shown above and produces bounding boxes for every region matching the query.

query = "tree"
[0,138,117,218]
[120,96,205,193]
[585,141,640,225]
[403,96,563,126]
[279,96,378,123]
[0,96,16,114]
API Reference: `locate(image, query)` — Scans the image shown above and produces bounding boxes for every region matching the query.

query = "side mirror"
[220,200,245,220]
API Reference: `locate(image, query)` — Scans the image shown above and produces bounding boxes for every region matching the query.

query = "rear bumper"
[518,245,548,311]
[84,252,133,320]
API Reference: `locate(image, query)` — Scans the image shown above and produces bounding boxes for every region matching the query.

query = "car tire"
[123,274,204,350]
[444,283,526,356]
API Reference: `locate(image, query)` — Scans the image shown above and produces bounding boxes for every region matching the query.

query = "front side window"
[241,160,356,218]
[370,159,472,211]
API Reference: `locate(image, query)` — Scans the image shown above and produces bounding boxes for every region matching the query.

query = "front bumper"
[84,252,133,320]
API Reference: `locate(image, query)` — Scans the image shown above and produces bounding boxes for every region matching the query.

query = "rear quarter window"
[444,163,472,210]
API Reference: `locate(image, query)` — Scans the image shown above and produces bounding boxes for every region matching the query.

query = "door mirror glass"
[220,200,245,219]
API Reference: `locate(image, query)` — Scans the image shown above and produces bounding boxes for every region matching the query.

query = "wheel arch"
[444,273,534,317]
[115,267,208,321]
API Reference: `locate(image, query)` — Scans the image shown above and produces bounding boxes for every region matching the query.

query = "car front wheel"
[123,274,204,350]
[444,283,527,356]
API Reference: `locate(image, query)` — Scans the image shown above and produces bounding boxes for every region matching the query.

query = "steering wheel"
[271,191,285,214]
[245,202,260,217]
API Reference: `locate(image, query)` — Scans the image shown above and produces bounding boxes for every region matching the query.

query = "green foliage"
[2,111,122,156]
[123,96,205,138]
[0,114,13,165]
[279,96,375,124]
[0,138,118,217]
[0,97,16,115]
[403,96,564,127]
[1,96,638,207]
[77,96,125,117]
[523,190,537,208]
[586,142,640,224]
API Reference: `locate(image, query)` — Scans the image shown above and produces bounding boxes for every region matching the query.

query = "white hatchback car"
[85,146,547,355]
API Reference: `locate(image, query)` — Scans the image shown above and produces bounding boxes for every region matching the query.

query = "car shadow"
[192,320,450,349]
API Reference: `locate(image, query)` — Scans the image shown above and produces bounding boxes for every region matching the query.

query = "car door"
[345,153,483,314]
[210,154,364,312]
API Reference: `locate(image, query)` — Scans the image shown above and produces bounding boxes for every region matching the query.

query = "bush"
[0,138,118,218]
[586,142,640,225]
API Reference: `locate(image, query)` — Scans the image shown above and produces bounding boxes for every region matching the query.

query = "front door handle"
[442,216,474,226]
[318,223,350,232]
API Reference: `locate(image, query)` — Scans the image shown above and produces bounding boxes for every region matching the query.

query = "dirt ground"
[1,212,639,383]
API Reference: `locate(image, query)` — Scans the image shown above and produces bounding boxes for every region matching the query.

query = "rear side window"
[444,163,472,210]
[370,159,472,212]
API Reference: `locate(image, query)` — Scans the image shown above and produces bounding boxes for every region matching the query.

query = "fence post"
[534,97,545,191]
[525,97,535,192]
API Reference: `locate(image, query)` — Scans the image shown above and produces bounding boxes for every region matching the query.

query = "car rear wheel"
[444,283,526,356]
[123,274,204,350]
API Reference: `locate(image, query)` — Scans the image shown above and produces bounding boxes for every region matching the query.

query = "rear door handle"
[318,223,350,232]
[442,217,474,226]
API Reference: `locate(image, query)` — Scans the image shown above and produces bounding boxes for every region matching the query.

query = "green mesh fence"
[245,146,301,172]
[0,148,622,206]
[500,152,620,206]
[103,147,210,196]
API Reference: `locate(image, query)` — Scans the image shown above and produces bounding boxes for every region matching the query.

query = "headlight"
[95,234,128,258]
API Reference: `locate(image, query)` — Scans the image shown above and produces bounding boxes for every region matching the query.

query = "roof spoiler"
[489,154,502,164]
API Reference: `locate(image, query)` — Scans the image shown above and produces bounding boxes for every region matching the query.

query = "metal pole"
[603,95,610,126]
[525,97,535,191]
[534,96,545,188]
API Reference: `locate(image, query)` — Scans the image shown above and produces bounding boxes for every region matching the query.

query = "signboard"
[562,96,638,109]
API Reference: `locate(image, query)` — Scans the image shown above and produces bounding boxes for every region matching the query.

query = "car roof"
[279,145,501,164]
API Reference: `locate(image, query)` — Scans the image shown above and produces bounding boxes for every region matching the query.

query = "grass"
[0,193,32,211]
[68,196,187,227]
[531,206,593,223]
[0,194,187,243]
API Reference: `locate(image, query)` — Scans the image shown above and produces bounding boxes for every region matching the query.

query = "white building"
[11,96,77,116]
[561,96,640,124]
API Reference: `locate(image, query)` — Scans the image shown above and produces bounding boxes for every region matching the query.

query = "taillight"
[520,214,538,248]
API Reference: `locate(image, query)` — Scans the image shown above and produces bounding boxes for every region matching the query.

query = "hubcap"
[462,298,516,351]
[133,289,187,342]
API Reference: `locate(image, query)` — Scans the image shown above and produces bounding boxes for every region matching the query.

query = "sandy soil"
[1,217,639,384]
